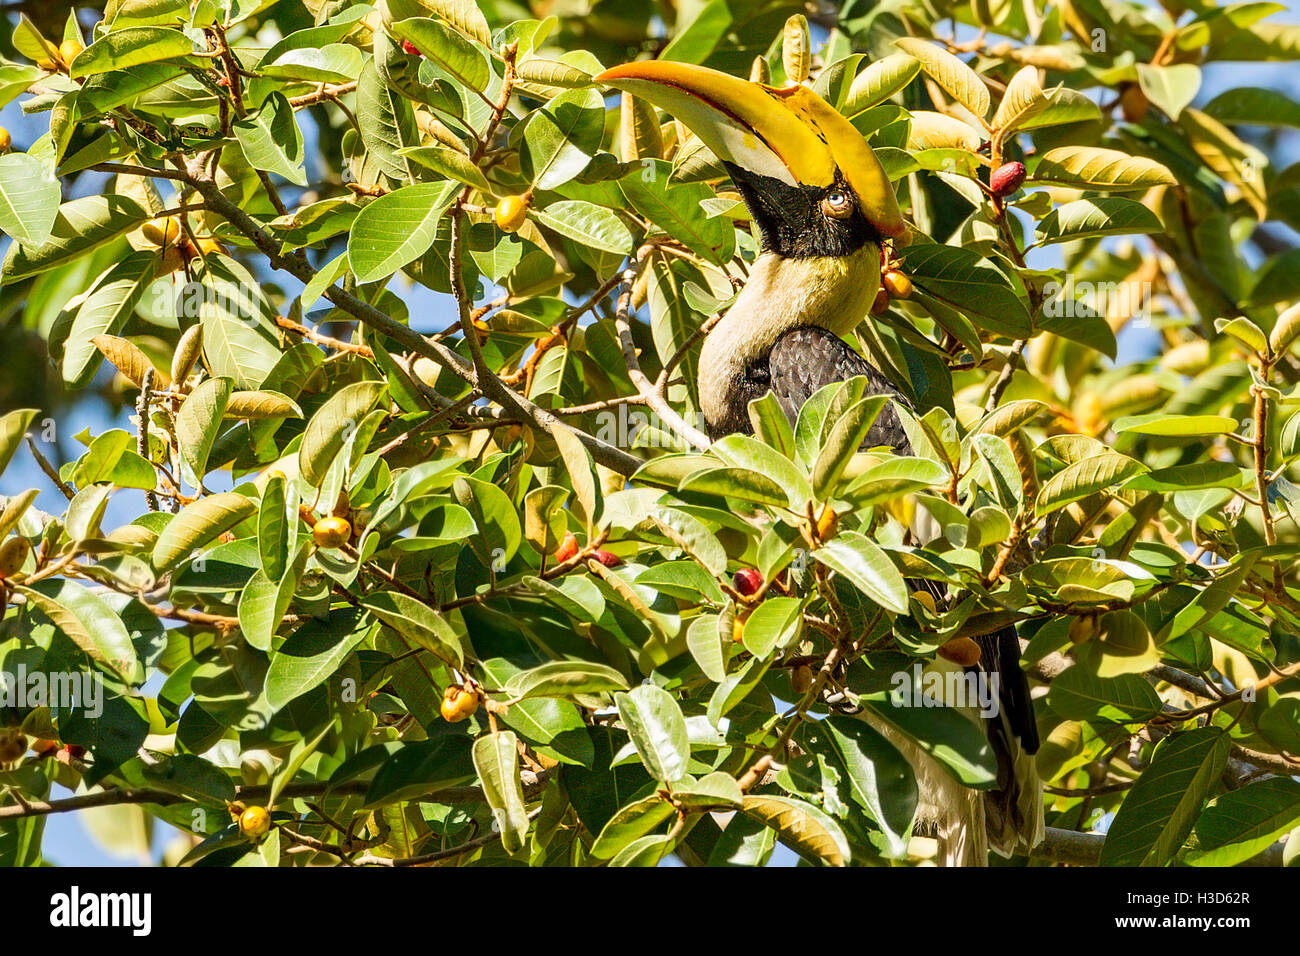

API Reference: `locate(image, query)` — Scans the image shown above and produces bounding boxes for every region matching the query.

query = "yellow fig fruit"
[59,37,84,68]
[440,685,479,722]
[312,516,351,549]
[937,637,981,667]
[239,805,272,839]
[494,195,529,233]
[0,127,10,153]
[0,537,30,578]
[882,269,913,298]
[142,217,182,248]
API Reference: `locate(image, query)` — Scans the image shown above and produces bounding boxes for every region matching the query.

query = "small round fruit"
[882,269,913,299]
[440,686,479,722]
[1068,615,1096,645]
[870,287,891,315]
[553,531,579,563]
[31,738,59,757]
[0,536,30,578]
[791,664,814,694]
[239,805,272,840]
[733,568,763,597]
[142,217,182,248]
[402,39,423,57]
[494,195,529,233]
[0,732,27,763]
[591,549,622,568]
[732,612,748,644]
[59,37,84,67]
[1119,84,1149,123]
[937,637,981,667]
[312,516,352,549]
[989,161,1027,199]
[815,506,838,541]
[0,127,10,153]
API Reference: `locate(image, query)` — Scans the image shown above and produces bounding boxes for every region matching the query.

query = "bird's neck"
[698,243,881,432]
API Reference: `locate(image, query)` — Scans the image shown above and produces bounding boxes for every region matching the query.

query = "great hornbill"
[596,60,1043,865]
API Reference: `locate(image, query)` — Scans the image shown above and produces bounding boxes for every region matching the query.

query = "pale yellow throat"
[698,242,882,428]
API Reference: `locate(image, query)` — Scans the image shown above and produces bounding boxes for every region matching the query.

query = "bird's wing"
[768,325,912,453]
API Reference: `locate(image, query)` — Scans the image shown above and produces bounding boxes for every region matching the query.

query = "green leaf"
[660,0,732,63]
[298,380,387,486]
[265,607,373,709]
[365,736,476,807]
[399,145,490,190]
[533,200,633,255]
[151,492,256,570]
[971,433,1023,514]
[1047,667,1163,722]
[812,532,909,614]
[0,153,59,245]
[2,194,147,284]
[812,396,887,500]
[1100,728,1231,866]
[59,251,158,389]
[679,467,790,509]
[615,684,689,783]
[1215,316,1270,355]
[390,17,489,91]
[69,26,196,79]
[522,87,604,190]
[195,255,282,389]
[361,591,464,667]
[19,579,144,685]
[355,58,420,184]
[1204,85,1300,128]
[686,613,727,682]
[1031,147,1177,189]
[472,730,531,853]
[237,567,296,652]
[859,691,999,788]
[1189,777,1300,866]
[257,473,291,582]
[1036,197,1163,245]
[901,243,1032,338]
[1113,413,1238,436]
[619,160,732,264]
[591,797,676,860]
[504,661,629,699]
[1036,452,1147,517]
[740,794,850,866]
[711,435,809,506]
[1136,63,1201,119]
[233,91,307,187]
[175,376,233,488]
[844,53,922,116]
[741,596,803,659]
[347,181,460,283]
[821,716,917,858]
[1125,461,1243,492]
[895,37,989,118]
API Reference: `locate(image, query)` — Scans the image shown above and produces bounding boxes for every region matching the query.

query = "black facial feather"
[722,162,881,259]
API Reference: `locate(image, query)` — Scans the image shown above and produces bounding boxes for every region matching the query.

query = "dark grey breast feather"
[768,325,912,454]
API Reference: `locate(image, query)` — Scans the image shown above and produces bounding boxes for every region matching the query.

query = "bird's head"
[595,60,905,260]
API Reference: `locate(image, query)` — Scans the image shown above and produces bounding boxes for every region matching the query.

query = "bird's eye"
[821,189,853,218]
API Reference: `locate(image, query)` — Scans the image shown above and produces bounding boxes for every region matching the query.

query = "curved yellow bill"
[596,60,905,238]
